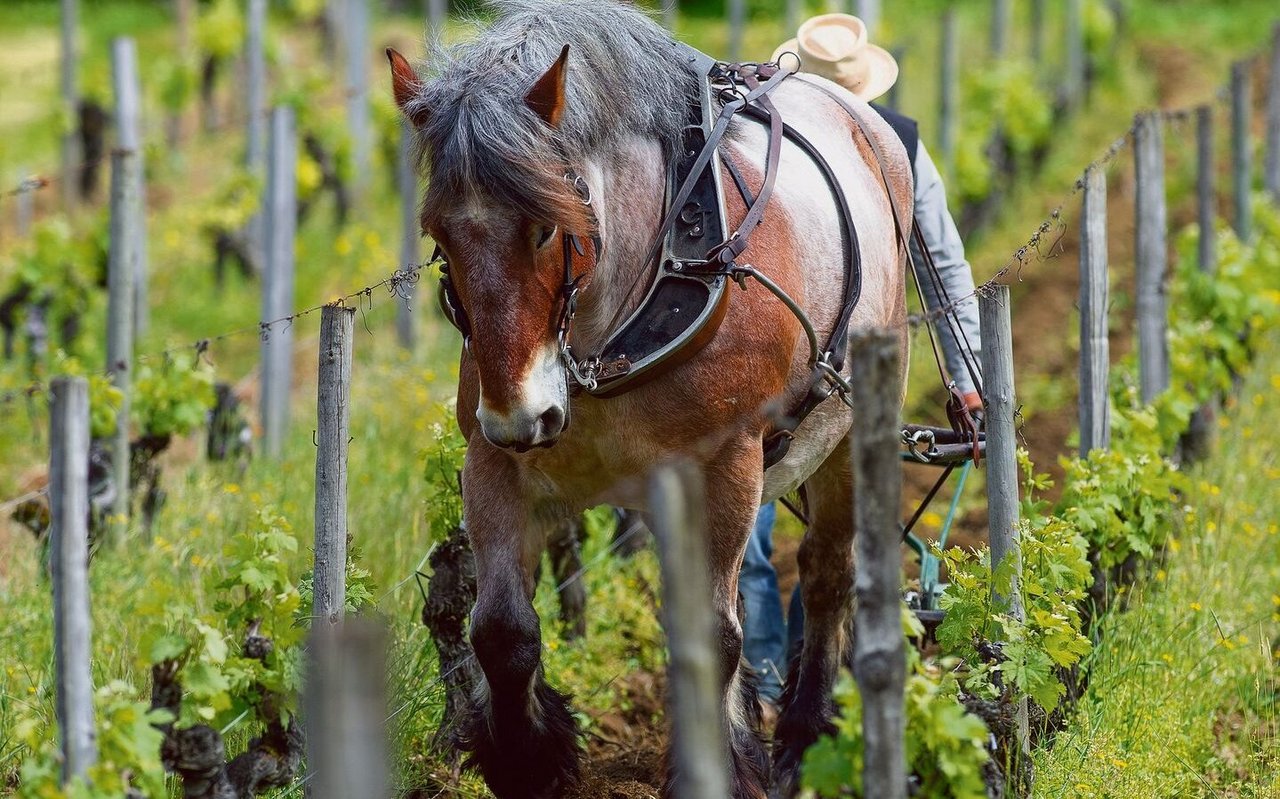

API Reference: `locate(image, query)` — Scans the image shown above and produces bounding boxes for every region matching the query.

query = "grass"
[1,0,1280,795]
[1033,341,1280,797]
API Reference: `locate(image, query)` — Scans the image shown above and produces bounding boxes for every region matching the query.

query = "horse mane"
[407,0,697,234]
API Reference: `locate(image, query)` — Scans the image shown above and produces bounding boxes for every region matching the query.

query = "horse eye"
[535,225,557,248]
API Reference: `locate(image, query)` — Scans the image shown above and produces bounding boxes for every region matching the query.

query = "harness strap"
[720,153,756,207]
[705,67,786,267]
[599,63,796,340]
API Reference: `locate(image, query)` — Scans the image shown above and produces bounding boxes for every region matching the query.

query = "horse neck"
[572,136,667,352]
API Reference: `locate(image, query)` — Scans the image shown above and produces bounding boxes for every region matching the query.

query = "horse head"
[388,45,600,451]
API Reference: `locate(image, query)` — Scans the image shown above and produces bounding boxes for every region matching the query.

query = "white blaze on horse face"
[476,342,569,451]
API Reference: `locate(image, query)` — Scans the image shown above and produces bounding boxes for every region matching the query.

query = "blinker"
[434,251,472,343]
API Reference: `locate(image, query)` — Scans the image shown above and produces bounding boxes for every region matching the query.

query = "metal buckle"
[565,172,593,206]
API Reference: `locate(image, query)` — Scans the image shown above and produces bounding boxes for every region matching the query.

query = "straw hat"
[771,14,899,102]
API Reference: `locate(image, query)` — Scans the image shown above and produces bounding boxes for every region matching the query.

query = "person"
[741,13,985,715]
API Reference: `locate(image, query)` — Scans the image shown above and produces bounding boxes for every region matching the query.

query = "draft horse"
[387,1,912,796]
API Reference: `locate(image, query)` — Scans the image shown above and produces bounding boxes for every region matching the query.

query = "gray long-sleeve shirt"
[908,141,983,396]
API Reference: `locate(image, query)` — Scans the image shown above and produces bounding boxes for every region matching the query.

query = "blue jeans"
[740,502,805,704]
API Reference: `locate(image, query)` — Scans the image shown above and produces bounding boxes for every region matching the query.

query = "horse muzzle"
[476,345,570,451]
[477,402,567,451]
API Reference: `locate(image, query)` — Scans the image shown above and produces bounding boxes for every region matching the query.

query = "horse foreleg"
[773,437,856,797]
[457,448,581,799]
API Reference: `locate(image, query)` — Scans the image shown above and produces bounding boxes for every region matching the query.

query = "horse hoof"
[458,680,582,799]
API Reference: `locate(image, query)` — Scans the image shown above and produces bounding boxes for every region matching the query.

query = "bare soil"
[571,671,668,799]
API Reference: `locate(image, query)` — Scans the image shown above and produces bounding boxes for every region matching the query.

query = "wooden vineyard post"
[990,0,1010,59]
[980,285,1022,618]
[107,150,139,531]
[324,0,342,71]
[664,0,678,32]
[1079,166,1110,457]
[1267,23,1280,204]
[727,0,745,65]
[261,106,296,459]
[1187,105,1222,462]
[396,126,418,351]
[1030,0,1046,66]
[979,284,1029,757]
[856,0,881,39]
[245,0,267,271]
[1231,60,1253,244]
[314,304,355,626]
[1065,0,1085,109]
[849,330,906,799]
[345,0,370,196]
[785,0,799,37]
[60,0,79,211]
[1134,111,1170,404]
[648,461,730,799]
[111,36,149,338]
[1198,105,1217,274]
[939,9,958,181]
[426,0,447,36]
[49,376,97,784]
[306,619,391,799]
[884,46,905,111]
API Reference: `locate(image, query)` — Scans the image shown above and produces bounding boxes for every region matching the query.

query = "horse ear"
[525,44,570,128]
[386,47,428,126]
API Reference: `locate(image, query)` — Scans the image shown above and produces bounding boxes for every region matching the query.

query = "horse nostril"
[538,406,566,436]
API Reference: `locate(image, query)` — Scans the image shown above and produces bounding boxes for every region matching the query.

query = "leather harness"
[434,43,975,469]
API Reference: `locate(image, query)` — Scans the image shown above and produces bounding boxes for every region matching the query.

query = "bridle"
[434,167,602,385]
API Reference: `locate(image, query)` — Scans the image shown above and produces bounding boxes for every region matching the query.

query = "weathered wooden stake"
[980,285,1022,618]
[1065,0,1085,109]
[345,0,371,196]
[727,0,745,64]
[325,0,344,71]
[664,0,678,32]
[1268,23,1280,204]
[784,0,799,36]
[1197,105,1216,274]
[648,462,730,799]
[850,330,906,799]
[426,0,447,34]
[979,284,1029,758]
[306,619,390,799]
[1030,0,1046,65]
[1134,111,1170,403]
[1231,60,1253,243]
[396,126,418,351]
[939,8,959,180]
[991,0,1010,59]
[1188,105,1223,463]
[111,37,149,337]
[261,106,297,459]
[170,0,192,148]
[60,0,79,211]
[107,150,139,529]
[1079,167,1110,456]
[856,0,881,39]
[50,377,97,784]
[884,46,905,111]
[314,304,355,626]
[245,0,267,271]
